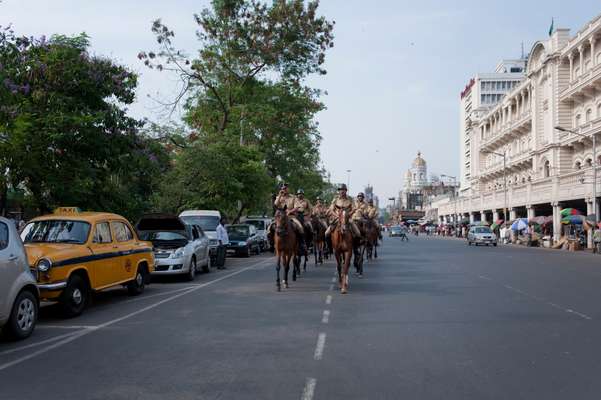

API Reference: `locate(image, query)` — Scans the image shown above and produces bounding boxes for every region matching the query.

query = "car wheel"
[127,265,147,296]
[5,290,37,340]
[243,246,251,258]
[468,241,471,246]
[255,244,261,255]
[186,257,197,281]
[493,242,498,247]
[202,255,211,273]
[59,275,89,318]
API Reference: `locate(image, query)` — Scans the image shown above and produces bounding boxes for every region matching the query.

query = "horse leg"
[276,255,281,292]
[341,250,351,294]
[335,251,343,288]
[303,248,308,272]
[374,243,378,259]
[284,254,290,289]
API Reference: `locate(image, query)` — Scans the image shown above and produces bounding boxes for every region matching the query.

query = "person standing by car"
[216,217,228,269]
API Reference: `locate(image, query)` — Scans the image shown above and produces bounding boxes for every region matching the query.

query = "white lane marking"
[314,333,326,360]
[37,325,97,330]
[301,377,317,400]
[0,330,83,356]
[479,275,492,281]
[331,277,336,283]
[322,310,330,324]
[325,295,332,305]
[0,259,271,372]
[481,275,593,321]
[122,286,198,303]
[328,284,334,291]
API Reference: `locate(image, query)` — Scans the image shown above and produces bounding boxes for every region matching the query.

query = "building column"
[480,210,487,223]
[579,45,584,75]
[590,37,597,68]
[469,212,475,224]
[509,208,518,242]
[568,53,574,81]
[493,210,499,223]
[552,202,562,243]
[587,199,594,249]
[526,205,535,220]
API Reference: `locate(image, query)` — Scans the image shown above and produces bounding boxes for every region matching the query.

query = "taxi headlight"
[171,248,185,259]
[37,258,52,272]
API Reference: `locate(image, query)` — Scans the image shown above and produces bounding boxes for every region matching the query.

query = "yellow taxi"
[21,208,155,317]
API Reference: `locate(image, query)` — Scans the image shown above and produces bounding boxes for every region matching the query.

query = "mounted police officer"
[326,183,361,238]
[273,183,307,251]
[311,196,328,229]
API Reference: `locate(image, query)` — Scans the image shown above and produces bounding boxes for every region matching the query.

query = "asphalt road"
[3,236,601,399]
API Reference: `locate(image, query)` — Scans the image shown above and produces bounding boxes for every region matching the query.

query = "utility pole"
[346,169,351,189]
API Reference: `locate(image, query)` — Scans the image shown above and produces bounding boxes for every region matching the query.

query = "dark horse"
[353,219,367,277]
[311,214,327,266]
[274,209,299,291]
[293,212,312,275]
[331,208,354,294]
[365,219,379,261]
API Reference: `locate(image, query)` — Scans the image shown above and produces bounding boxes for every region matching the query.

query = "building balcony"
[560,63,601,103]
[480,112,532,151]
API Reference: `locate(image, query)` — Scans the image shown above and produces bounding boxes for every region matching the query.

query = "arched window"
[575,67,581,77]
[586,158,592,167]
[586,109,592,123]
[544,160,550,178]
[575,161,582,170]
[597,103,601,118]
[575,114,582,127]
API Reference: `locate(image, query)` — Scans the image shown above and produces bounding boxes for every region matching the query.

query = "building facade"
[460,60,526,195]
[438,14,601,241]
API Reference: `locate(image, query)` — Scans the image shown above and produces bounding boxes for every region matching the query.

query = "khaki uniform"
[327,195,361,237]
[366,205,379,220]
[312,203,328,230]
[274,193,304,233]
[295,198,312,215]
[352,199,369,221]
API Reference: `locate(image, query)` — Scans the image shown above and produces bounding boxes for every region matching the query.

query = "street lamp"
[555,125,597,222]
[483,150,508,225]
[346,169,351,189]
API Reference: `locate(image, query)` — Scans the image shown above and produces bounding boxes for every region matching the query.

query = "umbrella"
[529,216,547,225]
[511,218,528,231]
[561,215,584,225]
[495,219,504,225]
[490,223,499,230]
[560,208,582,217]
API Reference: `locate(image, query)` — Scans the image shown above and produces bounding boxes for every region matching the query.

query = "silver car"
[467,226,498,246]
[0,217,39,339]
[136,214,211,281]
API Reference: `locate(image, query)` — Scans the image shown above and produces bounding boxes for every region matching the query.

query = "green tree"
[0,31,166,218]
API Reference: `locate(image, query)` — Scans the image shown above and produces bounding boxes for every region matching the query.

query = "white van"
[179,210,223,266]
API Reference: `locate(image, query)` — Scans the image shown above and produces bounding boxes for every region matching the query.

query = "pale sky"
[2,1,600,205]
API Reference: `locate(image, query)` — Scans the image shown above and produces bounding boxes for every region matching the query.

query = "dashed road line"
[328,284,334,291]
[301,377,317,400]
[478,275,593,320]
[314,333,326,360]
[325,295,332,305]
[321,310,330,324]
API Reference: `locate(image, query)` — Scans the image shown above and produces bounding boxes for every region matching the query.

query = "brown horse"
[365,219,379,261]
[331,208,354,294]
[311,215,326,266]
[274,209,298,291]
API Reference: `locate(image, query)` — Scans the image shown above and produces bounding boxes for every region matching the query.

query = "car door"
[110,221,137,282]
[0,221,17,321]
[196,226,209,264]
[90,221,119,288]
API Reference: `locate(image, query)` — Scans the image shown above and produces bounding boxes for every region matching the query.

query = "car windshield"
[180,216,220,231]
[474,227,492,234]
[227,225,250,239]
[245,220,266,230]
[21,220,91,244]
[141,231,188,241]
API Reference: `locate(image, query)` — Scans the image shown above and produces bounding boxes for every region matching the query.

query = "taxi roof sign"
[54,207,82,215]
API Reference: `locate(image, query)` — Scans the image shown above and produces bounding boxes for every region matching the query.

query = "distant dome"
[412,151,427,168]
[404,169,412,178]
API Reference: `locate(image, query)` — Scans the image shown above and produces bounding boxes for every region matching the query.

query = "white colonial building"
[438,14,601,242]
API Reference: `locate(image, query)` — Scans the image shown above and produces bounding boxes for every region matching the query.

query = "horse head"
[274,209,289,237]
[337,208,348,234]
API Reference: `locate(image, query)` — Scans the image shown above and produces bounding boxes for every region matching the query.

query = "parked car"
[226,224,261,257]
[467,226,498,246]
[389,226,403,237]
[179,210,223,266]
[136,214,211,281]
[21,208,154,317]
[0,217,39,339]
[240,216,271,250]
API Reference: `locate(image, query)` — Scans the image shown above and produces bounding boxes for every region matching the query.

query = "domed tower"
[403,169,412,190]
[410,151,428,189]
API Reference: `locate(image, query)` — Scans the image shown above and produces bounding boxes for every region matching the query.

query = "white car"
[136,214,211,281]
[179,210,223,266]
[0,217,39,339]
[467,226,498,246]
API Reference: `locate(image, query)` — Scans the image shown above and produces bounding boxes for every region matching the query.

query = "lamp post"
[483,150,508,225]
[346,169,351,189]
[555,126,597,223]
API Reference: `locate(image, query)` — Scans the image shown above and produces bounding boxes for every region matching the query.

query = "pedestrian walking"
[216,217,229,269]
